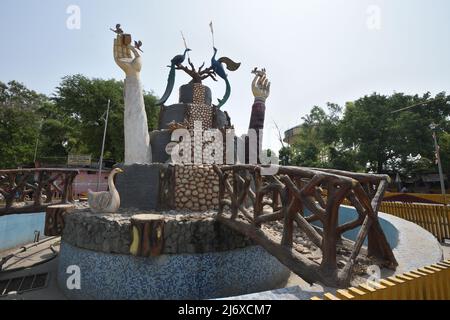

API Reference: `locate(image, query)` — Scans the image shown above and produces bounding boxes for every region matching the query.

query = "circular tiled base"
[57,242,290,300]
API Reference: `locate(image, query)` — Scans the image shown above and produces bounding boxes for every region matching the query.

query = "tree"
[0,76,160,168]
[51,74,160,163]
[339,92,450,173]
[280,92,450,176]
[340,95,393,173]
[286,103,343,168]
[439,132,450,177]
[0,81,48,168]
[328,146,363,172]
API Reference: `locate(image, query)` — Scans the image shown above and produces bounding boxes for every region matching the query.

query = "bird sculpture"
[210,47,241,108]
[110,24,124,35]
[88,168,123,213]
[251,67,266,77]
[156,48,192,106]
[134,40,143,52]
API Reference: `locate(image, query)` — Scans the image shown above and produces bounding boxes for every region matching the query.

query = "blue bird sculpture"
[210,47,240,108]
[157,48,192,106]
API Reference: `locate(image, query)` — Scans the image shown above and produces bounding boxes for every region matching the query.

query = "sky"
[1,0,450,152]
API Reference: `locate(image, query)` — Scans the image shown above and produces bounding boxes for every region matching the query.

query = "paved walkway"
[0,239,66,300]
[1,238,449,300]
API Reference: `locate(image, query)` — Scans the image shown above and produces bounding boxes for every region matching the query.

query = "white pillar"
[124,75,151,165]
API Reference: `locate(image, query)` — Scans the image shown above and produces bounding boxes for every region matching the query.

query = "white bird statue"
[88,168,123,213]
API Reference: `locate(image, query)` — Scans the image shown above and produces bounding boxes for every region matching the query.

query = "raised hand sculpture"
[251,67,271,103]
[113,32,151,165]
[246,68,270,164]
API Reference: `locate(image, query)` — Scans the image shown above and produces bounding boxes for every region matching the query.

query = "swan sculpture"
[88,168,123,213]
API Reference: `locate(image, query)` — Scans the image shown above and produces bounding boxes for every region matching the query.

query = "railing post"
[281,187,295,248]
[253,168,263,228]
[33,170,44,207]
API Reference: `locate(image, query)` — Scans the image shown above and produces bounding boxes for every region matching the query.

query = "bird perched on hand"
[156,48,192,106]
[210,47,241,108]
[134,40,144,52]
[251,67,266,77]
[110,24,124,34]
[88,168,123,213]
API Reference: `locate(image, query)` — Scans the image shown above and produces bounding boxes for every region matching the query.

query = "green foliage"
[439,132,450,176]
[279,146,294,166]
[0,106,40,168]
[50,74,160,162]
[281,92,450,176]
[0,81,47,168]
[340,92,450,173]
[0,76,160,168]
[285,103,343,168]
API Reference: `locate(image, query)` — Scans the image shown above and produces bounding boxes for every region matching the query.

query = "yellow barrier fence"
[384,192,449,205]
[379,202,450,243]
[341,199,450,242]
[311,260,450,300]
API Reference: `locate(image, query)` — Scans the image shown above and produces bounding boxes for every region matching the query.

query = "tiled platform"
[57,243,290,300]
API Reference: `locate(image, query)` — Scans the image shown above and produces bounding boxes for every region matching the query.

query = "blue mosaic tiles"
[57,242,290,300]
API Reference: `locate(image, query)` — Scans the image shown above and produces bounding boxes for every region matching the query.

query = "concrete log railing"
[0,168,79,216]
[212,164,398,288]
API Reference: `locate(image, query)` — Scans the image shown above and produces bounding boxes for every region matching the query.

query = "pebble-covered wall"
[174,165,220,211]
[186,83,214,129]
[62,209,254,255]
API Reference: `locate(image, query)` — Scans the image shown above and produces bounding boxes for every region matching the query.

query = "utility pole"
[33,120,44,164]
[391,99,448,203]
[97,99,111,191]
[430,123,446,200]
[33,136,39,164]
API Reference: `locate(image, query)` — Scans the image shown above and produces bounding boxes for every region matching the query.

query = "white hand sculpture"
[114,35,142,77]
[251,68,271,102]
[113,34,151,165]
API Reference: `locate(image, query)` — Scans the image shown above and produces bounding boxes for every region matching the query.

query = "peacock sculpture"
[210,47,241,108]
[88,168,123,213]
[156,48,192,106]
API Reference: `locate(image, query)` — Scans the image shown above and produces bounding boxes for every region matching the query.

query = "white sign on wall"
[67,154,91,166]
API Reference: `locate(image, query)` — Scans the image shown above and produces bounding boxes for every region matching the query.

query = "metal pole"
[431,128,446,198]
[33,121,43,164]
[97,99,110,191]
[33,136,39,163]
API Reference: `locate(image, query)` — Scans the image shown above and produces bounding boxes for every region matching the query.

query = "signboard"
[67,154,91,166]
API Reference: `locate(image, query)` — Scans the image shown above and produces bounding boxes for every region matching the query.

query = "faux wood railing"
[212,165,398,288]
[0,168,79,216]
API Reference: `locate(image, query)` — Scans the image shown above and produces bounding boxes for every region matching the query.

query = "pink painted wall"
[72,170,110,196]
